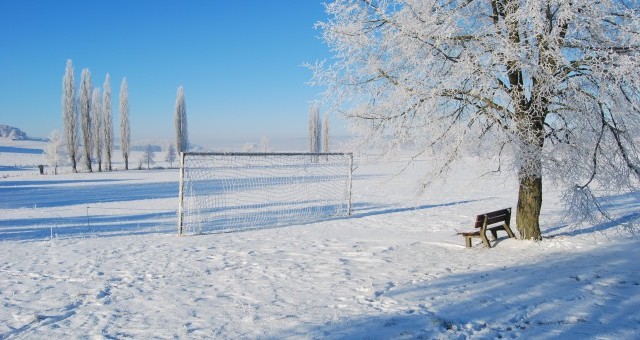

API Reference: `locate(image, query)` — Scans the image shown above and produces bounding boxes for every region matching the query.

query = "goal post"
[178,152,353,235]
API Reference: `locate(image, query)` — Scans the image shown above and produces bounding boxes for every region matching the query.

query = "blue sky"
[0,1,339,146]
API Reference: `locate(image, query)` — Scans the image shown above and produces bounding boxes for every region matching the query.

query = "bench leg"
[481,233,492,248]
[490,229,498,240]
[465,236,472,248]
[504,225,516,238]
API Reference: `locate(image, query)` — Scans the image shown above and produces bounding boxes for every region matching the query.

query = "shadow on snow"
[274,240,640,339]
[0,178,126,187]
[187,200,480,236]
[545,191,640,237]
[0,211,177,242]
[0,181,178,209]
[0,145,43,154]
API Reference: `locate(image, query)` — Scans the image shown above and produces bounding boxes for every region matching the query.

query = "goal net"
[178,152,353,235]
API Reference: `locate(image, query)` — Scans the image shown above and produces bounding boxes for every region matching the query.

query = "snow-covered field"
[1,138,639,339]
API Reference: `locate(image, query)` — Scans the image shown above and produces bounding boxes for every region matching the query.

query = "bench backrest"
[474,208,511,229]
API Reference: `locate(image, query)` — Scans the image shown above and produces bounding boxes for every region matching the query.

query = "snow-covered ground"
[1,138,639,338]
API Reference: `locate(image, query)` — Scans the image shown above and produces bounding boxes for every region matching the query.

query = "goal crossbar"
[178,152,353,235]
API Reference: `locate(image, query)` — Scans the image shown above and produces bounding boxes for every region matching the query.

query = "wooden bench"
[459,208,516,248]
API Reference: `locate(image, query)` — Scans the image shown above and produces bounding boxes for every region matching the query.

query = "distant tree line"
[52,60,188,173]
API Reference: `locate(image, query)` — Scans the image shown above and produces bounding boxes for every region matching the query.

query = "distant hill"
[0,125,28,140]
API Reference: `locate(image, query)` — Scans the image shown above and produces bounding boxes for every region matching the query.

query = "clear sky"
[0,1,340,147]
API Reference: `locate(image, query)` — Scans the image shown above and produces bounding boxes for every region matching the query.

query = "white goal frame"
[178,152,353,235]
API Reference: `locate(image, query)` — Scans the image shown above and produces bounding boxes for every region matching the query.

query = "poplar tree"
[61,59,78,173]
[79,68,93,172]
[120,77,130,170]
[322,113,330,154]
[91,88,103,172]
[174,86,188,153]
[308,103,321,157]
[103,74,113,171]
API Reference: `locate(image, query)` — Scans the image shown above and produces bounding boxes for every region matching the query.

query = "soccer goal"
[178,152,353,235]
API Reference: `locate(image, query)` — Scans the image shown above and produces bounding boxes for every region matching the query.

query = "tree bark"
[516,175,543,240]
[514,110,545,241]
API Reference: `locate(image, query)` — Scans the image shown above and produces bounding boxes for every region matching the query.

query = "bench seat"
[460,208,516,248]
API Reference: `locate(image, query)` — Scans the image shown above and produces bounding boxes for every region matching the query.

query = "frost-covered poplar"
[308,103,321,155]
[103,74,113,171]
[120,77,130,170]
[61,59,78,172]
[313,0,640,239]
[322,113,330,154]
[79,68,93,172]
[174,86,188,153]
[91,88,103,172]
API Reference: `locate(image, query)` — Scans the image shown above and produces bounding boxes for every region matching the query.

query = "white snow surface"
[1,139,639,339]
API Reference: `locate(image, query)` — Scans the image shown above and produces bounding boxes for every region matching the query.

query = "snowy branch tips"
[312,0,640,240]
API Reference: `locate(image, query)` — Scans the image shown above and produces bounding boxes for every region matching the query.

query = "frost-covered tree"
[260,136,271,153]
[44,130,65,175]
[61,59,78,173]
[92,88,103,172]
[120,77,130,170]
[322,113,330,154]
[174,86,189,153]
[308,103,321,156]
[313,0,640,240]
[165,144,176,168]
[103,74,113,171]
[242,143,257,152]
[142,144,155,170]
[79,68,93,172]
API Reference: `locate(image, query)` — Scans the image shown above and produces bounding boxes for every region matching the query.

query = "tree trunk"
[124,157,129,170]
[516,175,543,240]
